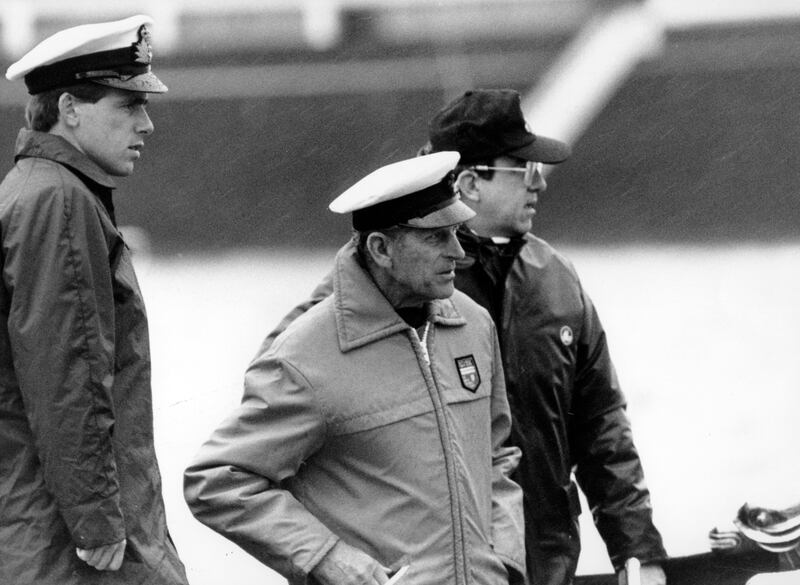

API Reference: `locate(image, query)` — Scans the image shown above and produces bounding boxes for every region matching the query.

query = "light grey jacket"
[184,243,525,585]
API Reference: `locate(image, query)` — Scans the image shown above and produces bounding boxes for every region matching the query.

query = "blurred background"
[1,0,799,583]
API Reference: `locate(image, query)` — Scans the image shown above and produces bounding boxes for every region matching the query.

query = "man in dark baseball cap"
[426,88,669,585]
[0,15,187,585]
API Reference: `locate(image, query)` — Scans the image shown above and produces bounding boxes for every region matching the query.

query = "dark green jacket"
[0,130,187,584]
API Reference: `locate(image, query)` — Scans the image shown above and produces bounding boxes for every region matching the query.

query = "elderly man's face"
[383,225,465,308]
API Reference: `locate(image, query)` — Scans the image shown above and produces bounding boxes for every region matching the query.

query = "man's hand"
[76,538,126,571]
[618,561,666,585]
[311,540,391,585]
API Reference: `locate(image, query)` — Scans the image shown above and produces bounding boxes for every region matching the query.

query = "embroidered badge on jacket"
[455,355,481,392]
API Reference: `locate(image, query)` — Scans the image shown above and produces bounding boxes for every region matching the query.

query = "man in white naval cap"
[185,152,527,585]
[0,15,188,585]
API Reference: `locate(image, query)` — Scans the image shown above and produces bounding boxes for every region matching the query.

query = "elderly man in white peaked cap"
[0,15,188,585]
[185,152,527,585]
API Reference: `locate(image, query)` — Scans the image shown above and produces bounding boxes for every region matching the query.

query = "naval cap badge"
[133,24,153,65]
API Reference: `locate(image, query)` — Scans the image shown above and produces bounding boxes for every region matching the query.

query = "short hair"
[353,225,409,264]
[25,82,110,132]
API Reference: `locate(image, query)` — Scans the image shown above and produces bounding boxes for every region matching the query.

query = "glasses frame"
[470,161,543,188]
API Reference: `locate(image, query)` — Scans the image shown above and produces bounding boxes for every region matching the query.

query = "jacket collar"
[332,240,466,353]
[14,129,117,190]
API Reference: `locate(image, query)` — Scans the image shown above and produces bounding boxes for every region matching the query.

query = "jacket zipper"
[410,324,469,585]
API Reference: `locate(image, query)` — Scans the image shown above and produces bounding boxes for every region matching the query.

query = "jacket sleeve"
[4,180,124,549]
[487,325,527,580]
[571,290,667,571]
[184,349,339,582]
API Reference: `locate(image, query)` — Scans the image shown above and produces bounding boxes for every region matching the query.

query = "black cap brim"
[508,134,571,164]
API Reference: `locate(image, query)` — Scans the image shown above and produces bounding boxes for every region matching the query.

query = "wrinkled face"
[472,155,547,237]
[385,225,465,307]
[72,88,154,176]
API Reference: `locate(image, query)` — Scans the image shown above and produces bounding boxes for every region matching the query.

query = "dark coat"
[0,130,188,584]
[455,229,667,584]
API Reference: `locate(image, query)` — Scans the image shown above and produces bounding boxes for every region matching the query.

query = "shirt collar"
[458,226,526,255]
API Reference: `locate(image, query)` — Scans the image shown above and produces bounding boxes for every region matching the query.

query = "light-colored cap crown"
[6,14,166,94]
[330,151,460,213]
[330,151,474,230]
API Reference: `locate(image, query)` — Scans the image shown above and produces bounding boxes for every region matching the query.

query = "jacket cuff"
[295,534,340,584]
[61,493,125,549]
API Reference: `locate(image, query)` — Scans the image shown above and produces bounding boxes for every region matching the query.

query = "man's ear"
[58,92,81,128]
[364,231,395,269]
[455,170,480,202]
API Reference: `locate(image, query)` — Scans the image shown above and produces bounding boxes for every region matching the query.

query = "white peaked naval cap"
[6,14,167,95]
[329,151,475,230]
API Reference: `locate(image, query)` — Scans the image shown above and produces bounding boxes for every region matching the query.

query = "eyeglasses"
[470,161,543,188]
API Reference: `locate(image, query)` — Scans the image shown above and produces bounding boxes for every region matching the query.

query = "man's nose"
[447,230,465,260]
[527,172,546,194]
[138,110,154,135]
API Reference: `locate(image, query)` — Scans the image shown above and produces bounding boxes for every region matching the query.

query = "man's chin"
[433,283,455,299]
[519,219,534,234]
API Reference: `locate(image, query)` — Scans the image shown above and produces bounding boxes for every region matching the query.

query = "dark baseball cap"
[428,89,570,164]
